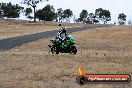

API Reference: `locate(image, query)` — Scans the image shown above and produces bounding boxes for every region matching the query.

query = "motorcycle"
[48,35,77,54]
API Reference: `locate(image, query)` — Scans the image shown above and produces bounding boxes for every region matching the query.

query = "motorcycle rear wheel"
[49,45,57,54]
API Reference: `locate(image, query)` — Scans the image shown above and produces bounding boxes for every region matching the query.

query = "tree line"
[0,0,127,25]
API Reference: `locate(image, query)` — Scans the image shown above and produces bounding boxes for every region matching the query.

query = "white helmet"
[66,34,72,39]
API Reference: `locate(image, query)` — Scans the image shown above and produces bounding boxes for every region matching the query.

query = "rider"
[56,27,67,42]
[56,27,76,49]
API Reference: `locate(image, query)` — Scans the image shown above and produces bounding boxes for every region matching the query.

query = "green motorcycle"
[48,35,77,54]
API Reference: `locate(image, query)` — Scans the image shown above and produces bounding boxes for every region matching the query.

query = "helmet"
[62,27,67,33]
[66,35,72,40]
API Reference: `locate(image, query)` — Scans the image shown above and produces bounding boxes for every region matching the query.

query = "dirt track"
[0,25,111,51]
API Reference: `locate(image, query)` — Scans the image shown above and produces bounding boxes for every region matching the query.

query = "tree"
[24,7,33,20]
[57,8,63,22]
[63,9,73,22]
[0,3,3,18]
[118,13,126,25]
[25,7,32,16]
[55,13,58,22]
[22,0,48,22]
[35,4,55,21]
[0,2,22,18]
[95,8,111,24]
[95,8,103,17]
[102,10,111,24]
[42,4,55,21]
[87,13,95,24]
[35,9,43,21]
[79,9,88,23]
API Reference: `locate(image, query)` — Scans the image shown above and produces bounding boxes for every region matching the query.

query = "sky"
[0,0,132,23]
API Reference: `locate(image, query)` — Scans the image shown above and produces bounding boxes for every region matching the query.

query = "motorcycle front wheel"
[70,46,77,54]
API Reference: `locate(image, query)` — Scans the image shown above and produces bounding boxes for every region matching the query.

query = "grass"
[0,25,132,88]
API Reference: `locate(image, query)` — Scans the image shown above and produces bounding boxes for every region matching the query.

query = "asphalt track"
[0,25,112,51]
